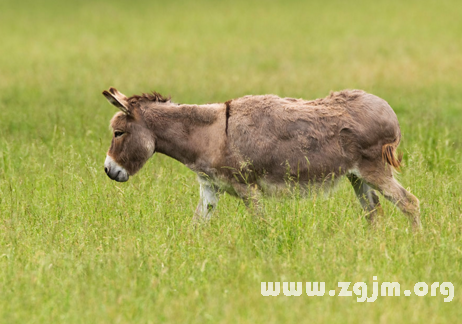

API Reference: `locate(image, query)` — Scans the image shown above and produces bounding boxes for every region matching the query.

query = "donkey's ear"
[102,87,131,115]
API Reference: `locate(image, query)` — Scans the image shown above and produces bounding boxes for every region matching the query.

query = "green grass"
[1,0,462,322]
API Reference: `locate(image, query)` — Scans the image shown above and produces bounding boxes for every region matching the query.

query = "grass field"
[1,0,461,322]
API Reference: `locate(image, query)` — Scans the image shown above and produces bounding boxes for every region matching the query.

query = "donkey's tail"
[382,135,402,171]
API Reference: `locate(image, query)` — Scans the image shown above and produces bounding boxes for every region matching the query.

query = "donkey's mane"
[128,91,171,104]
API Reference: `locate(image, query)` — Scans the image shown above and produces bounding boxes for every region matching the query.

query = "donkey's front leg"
[193,179,219,223]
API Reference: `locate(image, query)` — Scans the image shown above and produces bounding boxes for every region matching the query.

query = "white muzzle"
[104,155,129,182]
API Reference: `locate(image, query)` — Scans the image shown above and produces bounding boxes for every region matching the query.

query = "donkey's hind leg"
[347,173,382,223]
[376,177,421,229]
[359,163,421,229]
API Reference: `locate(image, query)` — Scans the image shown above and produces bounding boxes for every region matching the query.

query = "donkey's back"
[224,90,400,185]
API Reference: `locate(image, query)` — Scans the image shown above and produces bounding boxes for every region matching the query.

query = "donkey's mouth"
[105,168,129,182]
[112,171,129,182]
[104,155,129,182]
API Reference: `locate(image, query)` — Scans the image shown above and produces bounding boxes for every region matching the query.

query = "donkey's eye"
[114,131,124,138]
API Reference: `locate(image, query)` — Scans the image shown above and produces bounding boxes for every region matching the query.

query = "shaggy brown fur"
[128,91,170,104]
[102,88,421,228]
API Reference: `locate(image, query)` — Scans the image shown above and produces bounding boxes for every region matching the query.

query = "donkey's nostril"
[105,167,109,174]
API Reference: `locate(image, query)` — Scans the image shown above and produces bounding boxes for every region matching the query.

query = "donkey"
[102,87,421,228]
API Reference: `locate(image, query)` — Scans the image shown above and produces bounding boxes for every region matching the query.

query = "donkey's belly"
[256,175,345,197]
[203,170,345,199]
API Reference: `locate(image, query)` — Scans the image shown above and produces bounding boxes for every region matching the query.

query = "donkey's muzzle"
[104,155,129,182]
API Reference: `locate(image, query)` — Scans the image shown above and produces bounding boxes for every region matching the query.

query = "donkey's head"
[102,87,155,182]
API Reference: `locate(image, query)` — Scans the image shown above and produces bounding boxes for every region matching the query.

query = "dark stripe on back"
[225,100,232,136]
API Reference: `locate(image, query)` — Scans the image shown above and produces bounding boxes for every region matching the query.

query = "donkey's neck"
[142,102,226,169]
